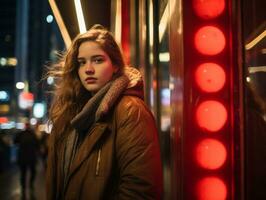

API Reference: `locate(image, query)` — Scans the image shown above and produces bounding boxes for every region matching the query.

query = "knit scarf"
[70,75,129,133]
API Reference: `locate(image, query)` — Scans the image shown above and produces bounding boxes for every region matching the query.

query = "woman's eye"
[93,57,104,64]
[78,60,86,66]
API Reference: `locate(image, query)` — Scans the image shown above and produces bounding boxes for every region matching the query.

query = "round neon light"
[193,0,225,19]
[196,100,227,132]
[196,138,227,169]
[0,117,8,124]
[195,63,226,92]
[197,177,227,200]
[195,26,226,55]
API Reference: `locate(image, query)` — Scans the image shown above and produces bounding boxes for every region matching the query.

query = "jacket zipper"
[95,148,101,176]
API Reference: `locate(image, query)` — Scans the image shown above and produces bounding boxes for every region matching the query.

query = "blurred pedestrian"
[14,122,39,196]
[39,131,49,170]
[46,24,163,200]
[0,132,9,172]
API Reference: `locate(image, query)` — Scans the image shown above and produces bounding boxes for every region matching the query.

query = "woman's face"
[77,41,117,93]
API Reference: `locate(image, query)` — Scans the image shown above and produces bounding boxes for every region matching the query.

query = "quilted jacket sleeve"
[114,96,163,200]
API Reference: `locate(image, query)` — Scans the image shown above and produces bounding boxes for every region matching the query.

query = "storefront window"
[243,0,266,199]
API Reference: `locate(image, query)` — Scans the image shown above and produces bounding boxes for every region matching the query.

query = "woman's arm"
[114,96,163,200]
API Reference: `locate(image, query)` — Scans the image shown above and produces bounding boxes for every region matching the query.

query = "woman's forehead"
[77,41,107,58]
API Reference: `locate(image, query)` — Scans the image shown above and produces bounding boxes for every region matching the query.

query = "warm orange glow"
[195,63,226,92]
[195,26,226,55]
[196,139,227,169]
[193,0,225,19]
[196,100,227,132]
[197,177,227,200]
[121,0,130,64]
[0,117,8,124]
[21,92,34,101]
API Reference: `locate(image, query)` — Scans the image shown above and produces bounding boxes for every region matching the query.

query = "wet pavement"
[0,162,46,200]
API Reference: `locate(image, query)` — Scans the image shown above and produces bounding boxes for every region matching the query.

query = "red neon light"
[121,0,130,64]
[0,117,8,124]
[195,62,226,92]
[197,177,227,200]
[21,92,34,101]
[193,0,225,19]
[196,138,227,169]
[195,26,226,55]
[196,100,227,132]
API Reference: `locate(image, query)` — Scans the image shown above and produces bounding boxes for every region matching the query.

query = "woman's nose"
[85,63,95,74]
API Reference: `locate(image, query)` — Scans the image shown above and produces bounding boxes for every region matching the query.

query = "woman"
[46,24,163,200]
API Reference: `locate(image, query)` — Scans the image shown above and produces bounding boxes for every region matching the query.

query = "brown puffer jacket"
[46,68,163,200]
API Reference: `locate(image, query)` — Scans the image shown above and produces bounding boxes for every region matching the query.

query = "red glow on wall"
[195,26,225,55]
[121,0,130,64]
[197,177,227,200]
[193,0,225,19]
[196,138,227,169]
[196,100,227,132]
[195,62,226,92]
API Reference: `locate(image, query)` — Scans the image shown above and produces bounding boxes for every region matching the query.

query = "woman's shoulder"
[117,95,146,111]
[114,95,154,122]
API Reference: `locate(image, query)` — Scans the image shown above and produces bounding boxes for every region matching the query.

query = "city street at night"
[0,0,266,199]
[0,163,46,200]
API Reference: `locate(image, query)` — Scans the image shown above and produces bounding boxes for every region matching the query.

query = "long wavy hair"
[48,25,126,140]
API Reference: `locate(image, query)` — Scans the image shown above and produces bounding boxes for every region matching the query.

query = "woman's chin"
[85,86,100,94]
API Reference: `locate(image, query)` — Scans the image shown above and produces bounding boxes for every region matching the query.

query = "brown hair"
[48,25,126,140]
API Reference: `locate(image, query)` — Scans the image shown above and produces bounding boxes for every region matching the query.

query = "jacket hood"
[124,67,144,99]
[71,67,144,132]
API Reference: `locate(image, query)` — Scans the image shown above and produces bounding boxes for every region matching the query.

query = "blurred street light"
[16,82,25,89]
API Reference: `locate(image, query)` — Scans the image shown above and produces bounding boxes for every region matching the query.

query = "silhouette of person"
[39,131,49,170]
[0,132,9,172]
[15,122,39,197]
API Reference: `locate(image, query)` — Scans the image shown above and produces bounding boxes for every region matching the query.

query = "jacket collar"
[63,123,109,191]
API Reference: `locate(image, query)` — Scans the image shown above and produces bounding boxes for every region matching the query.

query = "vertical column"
[183,0,235,199]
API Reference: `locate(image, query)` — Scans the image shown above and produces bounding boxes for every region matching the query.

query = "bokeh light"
[193,0,225,19]
[195,62,226,92]
[195,26,226,55]
[196,100,227,132]
[197,177,227,200]
[196,138,227,169]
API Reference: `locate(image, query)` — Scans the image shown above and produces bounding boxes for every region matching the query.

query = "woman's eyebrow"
[91,54,104,59]
[77,57,85,61]
[77,54,104,60]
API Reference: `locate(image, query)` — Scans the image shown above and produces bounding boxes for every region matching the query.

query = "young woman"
[46,25,163,200]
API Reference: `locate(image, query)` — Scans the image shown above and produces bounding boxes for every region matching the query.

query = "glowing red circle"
[21,92,34,100]
[195,63,226,92]
[195,26,226,55]
[193,0,225,19]
[196,100,227,132]
[197,177,227,200]
[196,138,227,169]
[0,117,8,124]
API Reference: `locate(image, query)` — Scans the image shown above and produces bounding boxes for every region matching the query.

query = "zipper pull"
[95,148,101,176]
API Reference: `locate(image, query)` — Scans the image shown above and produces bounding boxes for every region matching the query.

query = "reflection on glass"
[243,0,266,199]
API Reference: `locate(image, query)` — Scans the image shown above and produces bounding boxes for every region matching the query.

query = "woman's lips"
[85,77,97,83]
